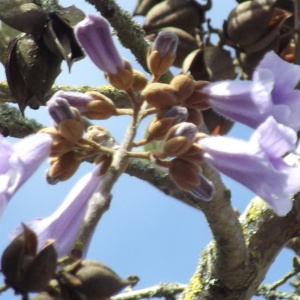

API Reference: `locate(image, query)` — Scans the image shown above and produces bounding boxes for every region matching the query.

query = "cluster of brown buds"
[35,13,216,200]
[131,31,212,199]
[39,92,122,184]
[1,225,138,300]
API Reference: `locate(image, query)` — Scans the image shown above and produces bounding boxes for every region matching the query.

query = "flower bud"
[85,125,117,149]
[170,74,195,103]
[141,82,177,109]
[47,151,80,184]
[169,158,214,200]
[75,14,134,89]
[184,89,211,110]
[147,31,178,80]
[186,108,203,126]
[147,106,188,141]
[169,158,201,190]
[104,59,134,91]
[131,70,148,92]
[84,91,117,119]
[163,122,198,157]
[47,97,83,143]
[178,142,205,163]
[39,127,74,157]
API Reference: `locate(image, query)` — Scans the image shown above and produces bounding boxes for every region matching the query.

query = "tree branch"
[181,195,300,299]
[126,158,248,290]
[112,283,186,300]
[0,102,43,137]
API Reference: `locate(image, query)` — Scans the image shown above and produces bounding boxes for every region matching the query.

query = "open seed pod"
[1,224,57,295]
[5,34,62,114]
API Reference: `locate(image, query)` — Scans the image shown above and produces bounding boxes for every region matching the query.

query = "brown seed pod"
[73,260,139,298]
[225,0,277,47]
[143,0,209,35]
[1,225,57,294]
[0,1,47,34]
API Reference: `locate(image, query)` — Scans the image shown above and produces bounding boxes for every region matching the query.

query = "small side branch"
[112,283,186,300]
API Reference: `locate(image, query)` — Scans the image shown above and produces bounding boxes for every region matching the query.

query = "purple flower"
[152,31,179,57]
[47,94,79,125]
[50,91,94,114]
[190,173,214,200]
[203,52,300,131]
[12,167,103,258]
[75,14,124,74]
[0,133,52,218]
[199,117,300,216]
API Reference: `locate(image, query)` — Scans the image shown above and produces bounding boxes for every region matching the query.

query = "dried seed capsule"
[73,260,139,298]
[0,1,47,34]
[143,0,209,35]
[5,34,62,114]
[1,225,57,294]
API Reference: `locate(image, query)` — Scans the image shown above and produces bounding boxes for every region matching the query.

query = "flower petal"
[12,167,103,257]
[200,117,300,216]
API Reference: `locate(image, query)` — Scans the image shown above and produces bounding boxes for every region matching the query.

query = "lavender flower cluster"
[1,14,300,287]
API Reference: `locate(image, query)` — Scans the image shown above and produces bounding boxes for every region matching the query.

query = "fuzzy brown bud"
[39,127,74,157]
[84,91,117,119]
[131,70,148,92]
[170,74,195,103]
[184,89,211,110]
[169,158,202,191]
[141,82,177,109]
[147,106,188,141]
[47,151,80,184]
[186,108,203,126]
[163,122,198,157]
[147,30,178,80]
[105,59,134,91]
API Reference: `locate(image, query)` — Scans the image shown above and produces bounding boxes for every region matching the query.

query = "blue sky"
[0,1,296,299]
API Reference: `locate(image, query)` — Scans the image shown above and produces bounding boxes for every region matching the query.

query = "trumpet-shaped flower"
[75,14,124,75]
[199,117,300,216]
[0,133,52,218]
[203,51,300,131]
[12,167,103,258]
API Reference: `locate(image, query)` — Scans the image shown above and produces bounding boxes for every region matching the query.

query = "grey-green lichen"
[0,102,43,137]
